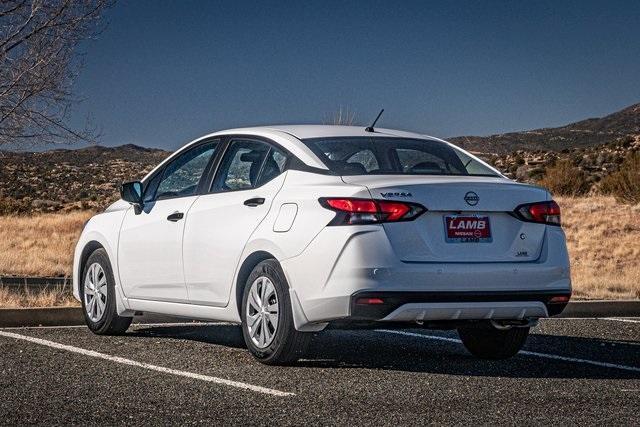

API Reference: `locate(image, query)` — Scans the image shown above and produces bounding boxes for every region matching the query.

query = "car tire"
[241,259,311,365]
[80,248,132,335]
[457,323,530,359]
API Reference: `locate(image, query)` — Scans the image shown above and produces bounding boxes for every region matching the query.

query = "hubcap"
[246,276,279,349]
[84,263,107,322]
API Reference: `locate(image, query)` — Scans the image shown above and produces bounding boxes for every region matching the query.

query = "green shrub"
[537,160,590,196]
[600,152,640,204]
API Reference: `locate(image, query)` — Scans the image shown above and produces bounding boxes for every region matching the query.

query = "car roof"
[143,125,492,184]
[215,124,437,141]
[182,125,447,172]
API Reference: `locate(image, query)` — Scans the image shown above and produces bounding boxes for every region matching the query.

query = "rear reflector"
[515,200,561,226]
[320,197,425,225]
[355,297,385,305]
[549,295,571,304]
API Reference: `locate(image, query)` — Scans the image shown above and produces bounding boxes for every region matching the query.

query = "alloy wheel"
[246,276,279,348]
[84,263,107,322]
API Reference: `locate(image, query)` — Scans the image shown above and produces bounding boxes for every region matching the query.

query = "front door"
[183,138,288,306]
[118,140,219,302]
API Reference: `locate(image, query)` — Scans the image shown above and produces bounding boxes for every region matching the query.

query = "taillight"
[515,201,561,226]
[549,294,571,304]
[319,197,426,225]
[355,297,385,305]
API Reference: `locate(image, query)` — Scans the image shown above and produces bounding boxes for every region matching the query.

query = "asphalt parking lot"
[1,318,638,425]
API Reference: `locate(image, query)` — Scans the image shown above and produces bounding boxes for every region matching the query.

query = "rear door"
[182,138,288,306]
[118,140,219,302]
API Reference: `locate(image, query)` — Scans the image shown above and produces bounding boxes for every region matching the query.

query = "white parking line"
[378,329,640,373]
[0,322,231,330]
[602,318,640,324]
[132,322,232,327]
[541,317,640,322]
[0,330,294,397]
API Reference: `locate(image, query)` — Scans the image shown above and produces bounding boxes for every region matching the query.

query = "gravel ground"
[0,318,638,425]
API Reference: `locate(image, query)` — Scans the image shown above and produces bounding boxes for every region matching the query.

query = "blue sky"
[69,0,640,150]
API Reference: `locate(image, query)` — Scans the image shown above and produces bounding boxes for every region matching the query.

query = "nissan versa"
[73,125,571,364]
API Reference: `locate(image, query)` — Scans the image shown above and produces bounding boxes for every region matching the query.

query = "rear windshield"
[301,137,499,177]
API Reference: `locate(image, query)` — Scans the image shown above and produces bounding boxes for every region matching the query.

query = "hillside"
[450,103,640,154]
[484,134,640,187]
[1,102,640,214]
[3,137,637,214]
[0,144,169,213]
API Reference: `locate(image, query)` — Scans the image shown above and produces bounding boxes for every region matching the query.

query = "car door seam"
[224,171,289,305]
[180,195,203,303]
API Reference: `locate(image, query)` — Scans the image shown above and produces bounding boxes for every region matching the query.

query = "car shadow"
[127,324,640,380]
[128,323,246,350]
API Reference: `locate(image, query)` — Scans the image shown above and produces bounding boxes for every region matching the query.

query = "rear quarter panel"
[231,171,369,298]
[240,170,370,261]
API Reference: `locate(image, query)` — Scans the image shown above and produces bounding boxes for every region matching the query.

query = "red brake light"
[355,297,385,305]
[325,198,377,214]
[377,201,411,221]
[515,201,561,226]
[549,295,571,304]
[320,197,425,225]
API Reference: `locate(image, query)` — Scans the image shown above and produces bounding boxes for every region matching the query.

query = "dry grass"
[0,285,79,308]
[0,202,638,302]
[0,210,93,277]
[557,196,640,299]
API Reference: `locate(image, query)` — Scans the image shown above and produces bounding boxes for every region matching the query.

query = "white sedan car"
[73,125,571,364]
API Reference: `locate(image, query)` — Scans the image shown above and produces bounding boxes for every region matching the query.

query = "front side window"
[153,141,218,200]
[301,137,498,177]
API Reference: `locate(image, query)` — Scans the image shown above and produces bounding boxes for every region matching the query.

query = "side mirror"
[120,181,143,212]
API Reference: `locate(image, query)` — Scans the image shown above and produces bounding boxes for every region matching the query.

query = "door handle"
[243,197,265,207]
[167,211,184,222]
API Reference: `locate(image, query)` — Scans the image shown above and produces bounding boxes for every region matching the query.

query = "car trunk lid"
[341,175,549,263]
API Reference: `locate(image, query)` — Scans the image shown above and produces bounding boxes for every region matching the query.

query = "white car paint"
[182,172,286,306]
[73,125,571,331]
[118,195,198,303]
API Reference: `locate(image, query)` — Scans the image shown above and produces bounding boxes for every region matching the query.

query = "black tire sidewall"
[458,323,530,359]
[80,248,120,334]
[241,260,295,362]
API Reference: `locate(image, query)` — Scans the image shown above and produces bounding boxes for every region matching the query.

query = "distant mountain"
[0,144,170,214]
[450,103,640,154]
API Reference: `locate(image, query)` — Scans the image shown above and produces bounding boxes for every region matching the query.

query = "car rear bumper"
[350,290,570,321]
[282,225,571,329]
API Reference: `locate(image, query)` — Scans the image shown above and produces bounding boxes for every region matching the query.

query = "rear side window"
[256,147,288,187]
[212,139,270,192]
[301,137,497,177]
